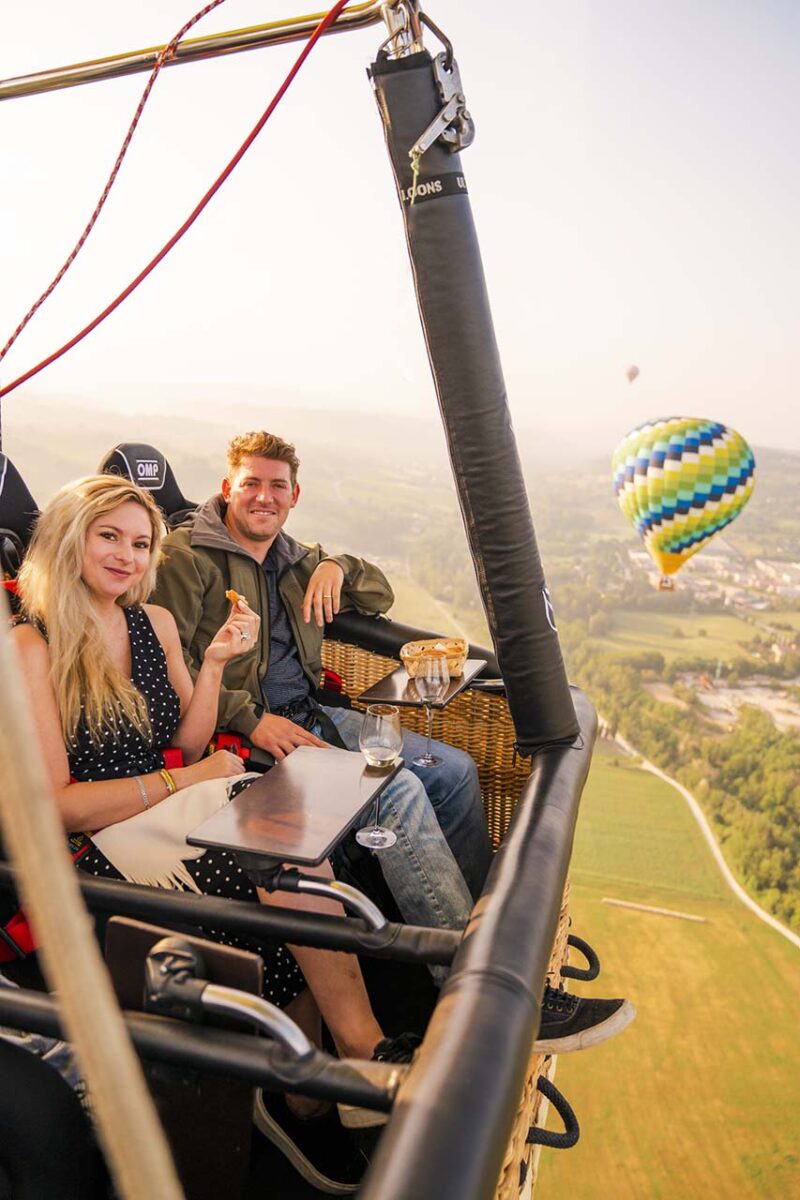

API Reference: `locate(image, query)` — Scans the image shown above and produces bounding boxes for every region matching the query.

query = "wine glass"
[412,653,450,768]
[356,704,403,850]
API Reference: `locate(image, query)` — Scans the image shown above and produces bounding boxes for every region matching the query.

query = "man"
[152,430,635,1052]
[152,430,490,931]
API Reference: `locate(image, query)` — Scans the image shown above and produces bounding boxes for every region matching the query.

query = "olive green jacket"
[151,496,394,737]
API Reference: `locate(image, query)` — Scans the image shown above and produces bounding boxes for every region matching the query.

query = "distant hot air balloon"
[611,416,756,589]
[625,364,640,384]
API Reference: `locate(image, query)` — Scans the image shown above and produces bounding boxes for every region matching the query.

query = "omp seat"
[97,443,197,527]
[0,453,39,581]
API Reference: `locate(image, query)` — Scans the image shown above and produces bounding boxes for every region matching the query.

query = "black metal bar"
[0,864,460,965]
[359,688,596,1200]
[0,987,397,1110]
[369,50,579,753]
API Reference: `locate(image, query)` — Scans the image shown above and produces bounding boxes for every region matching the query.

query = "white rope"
[0,590,183,1199]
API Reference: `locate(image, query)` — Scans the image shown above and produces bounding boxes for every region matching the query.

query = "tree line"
[564,626,800,933]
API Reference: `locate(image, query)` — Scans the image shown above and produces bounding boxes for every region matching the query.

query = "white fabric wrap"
[90,774,259,892]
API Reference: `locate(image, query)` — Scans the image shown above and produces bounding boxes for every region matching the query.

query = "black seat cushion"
[0,532,23,579]
[97,443,197,526]
[0,1038,108,1198]
[0,456,39,569]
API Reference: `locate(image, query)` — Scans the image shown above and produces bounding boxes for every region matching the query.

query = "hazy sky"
[2,1,799,458]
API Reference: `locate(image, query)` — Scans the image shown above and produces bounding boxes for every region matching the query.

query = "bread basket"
[399,637,468,679]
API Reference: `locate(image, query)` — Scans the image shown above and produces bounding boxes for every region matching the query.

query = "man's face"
[222,456,299,547]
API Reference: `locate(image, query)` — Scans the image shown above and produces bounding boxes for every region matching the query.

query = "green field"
[752,611,800,633]
[538,742,800,1200]
[589,610,758,663]
[384,567,491,647]
[384,570,451,635]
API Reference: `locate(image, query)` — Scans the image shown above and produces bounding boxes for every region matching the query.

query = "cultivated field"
[538,742,800,1200]
[589,610,758,663]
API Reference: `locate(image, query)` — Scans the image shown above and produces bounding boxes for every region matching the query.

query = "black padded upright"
[0,454,39,578]
[98,443,197,526]
[369,52,579,753]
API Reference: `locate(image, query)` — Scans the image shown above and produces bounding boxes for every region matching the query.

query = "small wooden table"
[358,657,487,709]
[186,745,401,867]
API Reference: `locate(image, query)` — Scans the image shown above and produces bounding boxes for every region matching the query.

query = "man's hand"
[302,561,345,627]
[250,713,329,760]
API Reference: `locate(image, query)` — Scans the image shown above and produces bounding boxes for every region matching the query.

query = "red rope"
[0,0,351,401]
[0,0,230,365]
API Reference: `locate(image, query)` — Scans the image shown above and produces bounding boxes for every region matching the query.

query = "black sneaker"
[534,985,636,1054]
[253,1090,362,1193]
[372,1032,422,1064]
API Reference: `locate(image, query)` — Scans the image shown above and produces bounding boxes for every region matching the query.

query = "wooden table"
[358,657,487,709]
[186,745,401,867]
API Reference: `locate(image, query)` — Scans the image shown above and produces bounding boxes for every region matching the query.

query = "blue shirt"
[260,544,310,712]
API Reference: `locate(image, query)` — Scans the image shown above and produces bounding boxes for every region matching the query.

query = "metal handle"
[144,936,314,1059]
[251,863,390,932]
[294,875,389,931]
[0,1,387,101]
[201,984,314,1058]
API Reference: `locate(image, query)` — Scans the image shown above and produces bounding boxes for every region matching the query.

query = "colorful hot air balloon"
[625,364,640,384]
[611,416,756,588]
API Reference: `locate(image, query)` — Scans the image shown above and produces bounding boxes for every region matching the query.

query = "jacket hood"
[189,495,308,572]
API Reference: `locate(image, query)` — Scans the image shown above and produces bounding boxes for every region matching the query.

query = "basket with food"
[399,637,469,679]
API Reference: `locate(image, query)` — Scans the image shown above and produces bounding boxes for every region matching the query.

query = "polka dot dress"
[68,606,180,783]
[70,606,305,1008]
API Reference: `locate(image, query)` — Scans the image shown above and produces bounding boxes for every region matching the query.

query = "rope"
[526,1076,580,1150]
[0,0,230,367]
[0,0,352,401]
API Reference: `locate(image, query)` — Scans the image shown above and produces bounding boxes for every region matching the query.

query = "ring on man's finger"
[240,631,250,641]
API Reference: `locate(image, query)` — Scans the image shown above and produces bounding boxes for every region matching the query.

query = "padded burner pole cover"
[370,52,578,751]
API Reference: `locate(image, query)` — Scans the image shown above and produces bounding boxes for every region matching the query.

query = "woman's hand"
[175,750,246,788]
[302,561,345,627]
[204,598,261,664]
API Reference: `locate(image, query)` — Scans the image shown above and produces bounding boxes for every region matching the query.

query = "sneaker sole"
[533,998,636,1055]
[253,1092,358,1196]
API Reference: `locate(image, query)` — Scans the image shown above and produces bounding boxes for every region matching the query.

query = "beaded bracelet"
[134,774,150,811]
[159,768,177,796]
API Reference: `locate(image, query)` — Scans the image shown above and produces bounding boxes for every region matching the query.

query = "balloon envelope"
[625,364,640,383]
[611,416,756,577]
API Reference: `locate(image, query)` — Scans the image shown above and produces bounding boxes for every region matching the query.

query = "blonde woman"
[11,475,409,1088]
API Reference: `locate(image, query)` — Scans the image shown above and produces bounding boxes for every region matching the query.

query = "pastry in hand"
[225,589,246,606]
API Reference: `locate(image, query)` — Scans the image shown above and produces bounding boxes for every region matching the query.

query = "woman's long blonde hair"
[17,475,165,748]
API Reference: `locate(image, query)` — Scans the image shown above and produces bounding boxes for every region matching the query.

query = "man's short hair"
[226,432,300,486]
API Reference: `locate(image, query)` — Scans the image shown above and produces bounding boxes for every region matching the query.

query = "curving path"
[612,732,800,953]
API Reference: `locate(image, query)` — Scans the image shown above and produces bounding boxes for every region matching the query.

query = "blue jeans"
[318,705,491,927]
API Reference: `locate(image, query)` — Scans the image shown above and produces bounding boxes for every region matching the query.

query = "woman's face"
[81,501,154,602]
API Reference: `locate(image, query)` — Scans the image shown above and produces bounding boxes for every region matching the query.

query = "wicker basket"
[399,637,469,679]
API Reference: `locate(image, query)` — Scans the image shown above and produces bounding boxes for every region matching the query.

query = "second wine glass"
[412,652,450,768]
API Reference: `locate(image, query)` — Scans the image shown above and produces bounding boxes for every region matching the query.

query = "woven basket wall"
[493,885,571,1200]
[321,639,572,1199]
